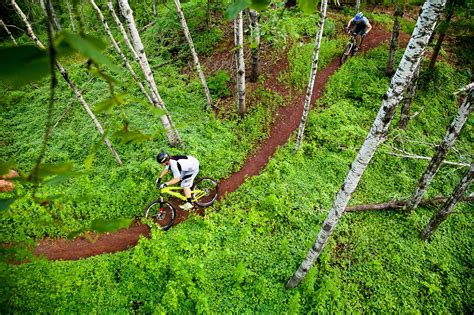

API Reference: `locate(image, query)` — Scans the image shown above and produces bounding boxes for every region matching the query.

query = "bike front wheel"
[144,200,176,230]
[340,42,353,65]
[192,177,219,207]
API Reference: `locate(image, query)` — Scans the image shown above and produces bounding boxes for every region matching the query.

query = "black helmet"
[156,151,170,163]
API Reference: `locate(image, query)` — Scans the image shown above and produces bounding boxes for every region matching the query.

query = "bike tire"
[340,43,352,65]
[143,200,176,230]
[192,177,219,207]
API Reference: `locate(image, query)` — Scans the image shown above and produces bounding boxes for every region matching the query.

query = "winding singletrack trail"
[26,28,397,262]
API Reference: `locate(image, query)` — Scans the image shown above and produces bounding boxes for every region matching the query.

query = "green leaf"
[84,153,95,170]
[94,94,126,113]
[0,162,16,177]
[88,66,121,85]
[150,107,166,117]
[90,217,133,233]
[37,162,74,180]
[249,0,270,11]
[0,198,17,211]
[0,45,49,87]
[113,128,151,144]
[67,227,88,240]
[225,0,251,20]
[44,171,87,186]
[55,31,119,72]
[298,0,319,14]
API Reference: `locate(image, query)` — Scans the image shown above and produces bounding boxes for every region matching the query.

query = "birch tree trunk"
[385,8,402,76]
[420,163,473,240]
[406,84,473,211]
[90,0,153,105]
[235,11,246,116]
[12,0,123,166]
[173,0,212,110]
[295,0,328,152]
[107,0,140,64]
[355,0,361,13]
[428,0,455,71]
[0,19,17,45]
[286,0,446,289]
[47,0,61,32]
[118,0,182,147]
[248,9,260,83]
[398,60,421,129]
[66,0,76,31]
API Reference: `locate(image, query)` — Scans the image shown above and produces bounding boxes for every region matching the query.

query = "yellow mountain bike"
[144,177,219,230]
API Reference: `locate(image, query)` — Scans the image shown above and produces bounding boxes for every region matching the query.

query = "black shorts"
[353,24,366,36]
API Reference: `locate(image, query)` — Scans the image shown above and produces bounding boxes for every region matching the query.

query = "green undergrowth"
[1,46,472,313]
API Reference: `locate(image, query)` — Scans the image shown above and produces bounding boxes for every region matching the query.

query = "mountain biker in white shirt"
[156,151,200,211]
[346,12,372,52]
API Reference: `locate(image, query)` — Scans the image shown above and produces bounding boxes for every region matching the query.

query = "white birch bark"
[295,0,328,152]
[107,0,140,64]
[420,163,473,240]
[355,0,361,13]
[66,0,76,31]
[235,11,246,116]
[248,9,260,83]
[47,0,61,32]
[406,85,473,211]
[12,0,123,166]
[90,0,153,105]
[173,0,212,110]
[398,60,421,129]
[0,19,17,45]
[286,0,446,289]
[118,0,182,147]
[385,8,402,76]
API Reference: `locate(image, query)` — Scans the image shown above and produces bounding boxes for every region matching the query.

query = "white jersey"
[165,155,199,187]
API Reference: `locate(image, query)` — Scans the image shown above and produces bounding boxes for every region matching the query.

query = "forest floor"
[26,27,408,262]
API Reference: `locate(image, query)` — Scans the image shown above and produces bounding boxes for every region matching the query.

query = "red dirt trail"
[15,28,396,262]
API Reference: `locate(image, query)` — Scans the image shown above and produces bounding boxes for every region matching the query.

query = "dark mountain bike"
[340,29,364,65]
[144,177,219,230]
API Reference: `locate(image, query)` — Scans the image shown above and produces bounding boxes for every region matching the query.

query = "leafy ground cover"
[1,35,472,313]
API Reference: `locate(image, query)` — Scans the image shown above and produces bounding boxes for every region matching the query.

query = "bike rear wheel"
[144,200,176,230]
[192,177,219,207]
[340,42,353,65]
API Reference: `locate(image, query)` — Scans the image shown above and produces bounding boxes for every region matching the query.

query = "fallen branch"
[346,193,474,212]
[384,150,470,167]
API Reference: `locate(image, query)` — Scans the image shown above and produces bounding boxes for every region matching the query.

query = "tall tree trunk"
[118,0,182,147]
[12,0,123,166]
[0,19,17,45]
[398,60,421,129]
[385,7,402,76]
[65,0,76,31]
[286,0,446,289]
[428,0,455,71]
[173,0,212,110]
[107,0,140,64]
[355,0,361,12]
[90,0,153,105]
[295,0,328,152]
[420,163,473,240]
[153,0,158,17]
[235,11,246,116]
[46,0,61,32]
[406,84,473,212]
[248,9,260,83]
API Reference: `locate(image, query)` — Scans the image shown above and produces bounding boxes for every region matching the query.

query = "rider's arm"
[346,18,354,29]
[365,21,373,34]
[159,168,168,180]
[165,176,181,186]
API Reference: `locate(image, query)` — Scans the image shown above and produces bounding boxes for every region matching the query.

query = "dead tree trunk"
[0,19,17,45]
[46,0,61,32]
[420,164,473,240]
[428,0,455,71]
[118,0,182,147]
[295,0,328,152]
[355,0,361,13]
[235,11,246,116]
[90,0,153,105]
[286,0,446,289]
[12,0,123,166]
[248,9,260,83]
[66,0,76,31]
[173,0,212,110]
[398,60,421,129]
[385,7,403,76]
[406,84,473,212]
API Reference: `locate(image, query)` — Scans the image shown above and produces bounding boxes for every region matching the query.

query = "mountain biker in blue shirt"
[156,151,200,211]
[346,12,372,52]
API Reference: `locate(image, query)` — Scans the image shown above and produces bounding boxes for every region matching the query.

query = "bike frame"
[160,186,206,203]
